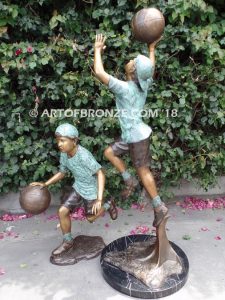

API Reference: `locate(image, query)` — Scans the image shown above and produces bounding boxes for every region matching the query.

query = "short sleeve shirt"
[108,75,153,143]
[59,145,101,200]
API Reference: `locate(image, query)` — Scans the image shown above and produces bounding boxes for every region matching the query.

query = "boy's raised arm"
[94,34,110,85]
[148,36,162,72]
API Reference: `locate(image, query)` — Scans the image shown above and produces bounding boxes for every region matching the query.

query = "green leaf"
[41,57,49,65]
[29,62,36,69]
[182,235,191,240]
[12,8,18,19]
[200,156,206,169]
[179,98,185,105]
[161,90,172,97]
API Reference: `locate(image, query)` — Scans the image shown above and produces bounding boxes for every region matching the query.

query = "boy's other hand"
[94,34,106,52]
[91,199,102,215]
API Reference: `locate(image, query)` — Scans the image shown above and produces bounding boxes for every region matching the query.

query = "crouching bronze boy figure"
[30,123,117,257]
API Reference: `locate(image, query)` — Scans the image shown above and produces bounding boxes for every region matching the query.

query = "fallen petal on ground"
[200,227,210,231]
[181,196,225,210]
[0,213,33,221]
[129,225,150,235]
[0,268,5,275]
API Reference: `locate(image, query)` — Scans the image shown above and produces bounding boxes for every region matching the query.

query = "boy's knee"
[104,146,113,159]
[58,206,70,218]
[136,166,149,178]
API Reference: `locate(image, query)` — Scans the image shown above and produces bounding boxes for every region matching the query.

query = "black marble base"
[50,235,105,266]
[101,235,189,299]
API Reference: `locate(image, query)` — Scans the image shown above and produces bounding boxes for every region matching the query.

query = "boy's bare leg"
[104,146,126,172]
[136,166,158,199]
[136,166,168,226]
[52,206,74,256]
[58,206,71,234]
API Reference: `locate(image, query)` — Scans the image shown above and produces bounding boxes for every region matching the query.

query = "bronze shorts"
[111,137,150,168]
[62,188,95,214]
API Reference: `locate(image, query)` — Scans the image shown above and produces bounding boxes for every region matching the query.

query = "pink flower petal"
[46,214,59,221]
[129,225,150,235]
[131,203,145,211]
[70,207,86,221]
[0,268,5,276]
[180,196,225,211]
[27,46,33,53]
[201,227,210,232]
[214,236,222,240]
[0,213,32,221]
[15,48,22,56]
[131,203,139,209]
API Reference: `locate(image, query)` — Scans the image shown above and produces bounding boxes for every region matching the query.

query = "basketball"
[19,185,51,215]
[131,8,165,44]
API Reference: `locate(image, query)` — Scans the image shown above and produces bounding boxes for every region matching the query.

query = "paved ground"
[0,202,225,300]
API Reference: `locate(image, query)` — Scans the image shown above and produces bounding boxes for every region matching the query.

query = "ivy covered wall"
[0,0,224,198]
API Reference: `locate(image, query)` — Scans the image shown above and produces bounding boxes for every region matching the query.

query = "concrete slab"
[167,176,225,196]
[0,204,225,300]
[0,176,224,215]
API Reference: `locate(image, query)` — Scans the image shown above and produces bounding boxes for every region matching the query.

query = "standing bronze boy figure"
[30,123,117,256]
[94,34,168,227]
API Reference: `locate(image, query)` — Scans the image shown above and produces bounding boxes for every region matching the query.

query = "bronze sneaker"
[52,240,74,256]
[121,177,139,200]
[152,204,169,227]
[108,198,118,220]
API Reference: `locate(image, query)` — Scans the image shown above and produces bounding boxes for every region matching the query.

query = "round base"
[101,235,189,299]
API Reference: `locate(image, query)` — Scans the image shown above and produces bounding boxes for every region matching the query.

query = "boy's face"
[125,59,135,75]
[56,136,76,153]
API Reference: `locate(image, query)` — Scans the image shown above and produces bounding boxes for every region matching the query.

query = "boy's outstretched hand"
[149,35,163,51]
[30,182,46,188]
[94,34,106,52]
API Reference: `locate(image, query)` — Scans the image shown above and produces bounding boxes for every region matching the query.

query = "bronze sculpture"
[94,29,188,296]
[30,123,117,263]
[94,33,168,228]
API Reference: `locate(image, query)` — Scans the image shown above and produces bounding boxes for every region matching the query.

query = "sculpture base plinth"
[50,235,105,266]
[101,235,189,299]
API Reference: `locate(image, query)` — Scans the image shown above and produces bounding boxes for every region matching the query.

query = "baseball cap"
[55,123,79,138]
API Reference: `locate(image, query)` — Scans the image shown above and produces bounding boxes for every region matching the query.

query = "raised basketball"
[131,8,165,44]
[19,185,51,215]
